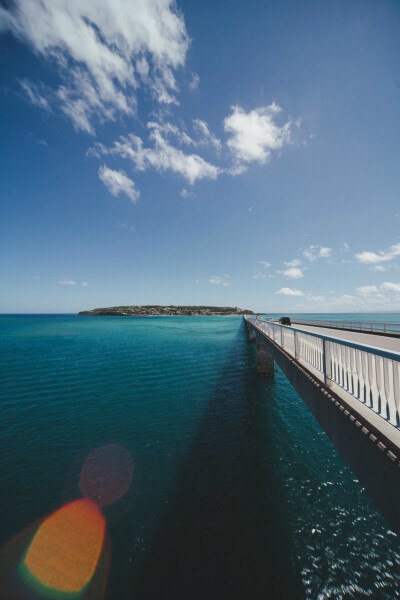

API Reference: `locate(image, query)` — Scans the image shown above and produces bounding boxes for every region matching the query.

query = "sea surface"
[1,313,400,599]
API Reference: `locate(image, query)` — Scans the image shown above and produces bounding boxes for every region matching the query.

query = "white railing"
[290,318,400,336]
[247,317,400,429]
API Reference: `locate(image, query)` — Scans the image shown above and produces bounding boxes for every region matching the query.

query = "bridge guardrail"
[290,318,400,336]
[246,317,400,429]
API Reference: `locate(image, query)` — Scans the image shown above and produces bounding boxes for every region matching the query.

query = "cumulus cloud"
[259,261,271,268]
[180,188,195,198]
[281,267,303,279]
[381,282,400,293]
[303,245,332,262]
[355,243,400,265]
[276,287,304,296]
[208,275,231,286]
[224,103,291,168]
[99,165,140,203]
[58,279,76,286]
[95,124,220,185]
[356,285,379,295]
[2,0,190,132]
[284,259,301,267]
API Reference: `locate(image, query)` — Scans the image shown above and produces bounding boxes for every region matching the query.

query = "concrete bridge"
[245,316,400,534]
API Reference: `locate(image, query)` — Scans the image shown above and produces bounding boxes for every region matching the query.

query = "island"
[78,305,256,316]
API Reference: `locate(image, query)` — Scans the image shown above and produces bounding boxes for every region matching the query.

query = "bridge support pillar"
[256,338,275,376]
[248,328,256,343]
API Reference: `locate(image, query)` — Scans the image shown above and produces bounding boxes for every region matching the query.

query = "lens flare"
[24,499,105,593]
[79,444,134,508]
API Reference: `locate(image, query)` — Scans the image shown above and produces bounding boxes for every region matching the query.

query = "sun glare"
[24,499,105,593]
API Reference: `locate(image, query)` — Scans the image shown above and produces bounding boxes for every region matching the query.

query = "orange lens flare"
[24,499,105,593]
[79,444,134,507]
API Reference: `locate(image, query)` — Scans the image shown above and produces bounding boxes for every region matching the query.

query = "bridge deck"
[291,323,400,352]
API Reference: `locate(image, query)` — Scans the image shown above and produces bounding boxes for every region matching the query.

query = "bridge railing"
[247,317,400,429]
[290,318,400,336]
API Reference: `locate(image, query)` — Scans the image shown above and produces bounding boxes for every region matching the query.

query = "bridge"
[245,316,400,534]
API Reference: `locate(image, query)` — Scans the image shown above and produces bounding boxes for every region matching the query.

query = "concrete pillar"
[256,338,275,376]
[248,328,256,344]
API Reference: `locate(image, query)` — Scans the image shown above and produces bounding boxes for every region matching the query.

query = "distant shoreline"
[78,305,256,317]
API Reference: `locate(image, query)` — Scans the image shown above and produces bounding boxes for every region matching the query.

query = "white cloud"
[253,260,271,279]
[303,245,332,262]
[319,247,331,258]
[371,265,386,272]
[281,267,303,279]
[337,294,357,305]
[284,259,301,267]
[19,78,50,110]
[147,121,194,146]
[3,0,190,132]
[381,282,400,293]
[81,281,89,287]
[355,243,400,265]
[208,275,231,286]
[180,188,195,198]
[224,103,291,167]
[307,295,325,302]
[58,279,76,286]
[276,287,304,296]
[193,119,221,150]
[99,165,140,203]
[356,285,379,295]
[189,72,200,90]
[96,125,220,185]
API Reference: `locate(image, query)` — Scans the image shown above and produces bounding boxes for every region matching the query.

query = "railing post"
[294,329,297,359]
[322,339,331,387]
[280,326,283,347]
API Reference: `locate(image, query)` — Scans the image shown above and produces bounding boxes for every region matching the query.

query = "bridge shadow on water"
[130,321,305,600]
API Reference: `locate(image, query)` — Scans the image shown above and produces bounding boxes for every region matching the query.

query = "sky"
[1,0,400,314]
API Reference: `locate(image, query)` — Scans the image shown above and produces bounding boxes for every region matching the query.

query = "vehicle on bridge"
[279,316,291,326]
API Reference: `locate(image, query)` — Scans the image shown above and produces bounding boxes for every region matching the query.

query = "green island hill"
[78,305,256,317]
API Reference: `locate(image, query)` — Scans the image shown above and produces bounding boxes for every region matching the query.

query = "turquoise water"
[1,314,400,599]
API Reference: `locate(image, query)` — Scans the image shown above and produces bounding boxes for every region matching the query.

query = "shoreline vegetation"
[78,305,256,317]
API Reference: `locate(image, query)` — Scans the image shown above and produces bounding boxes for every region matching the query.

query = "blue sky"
[1,0,400,313]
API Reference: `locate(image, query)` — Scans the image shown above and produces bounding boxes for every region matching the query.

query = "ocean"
[1,313,400,599]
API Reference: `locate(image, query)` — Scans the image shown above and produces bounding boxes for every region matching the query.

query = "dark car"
[279,316,291,326]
